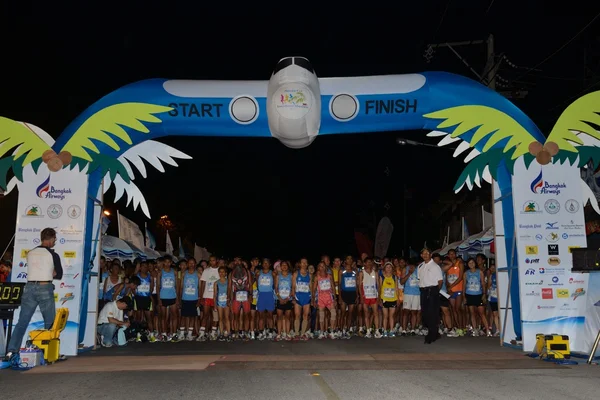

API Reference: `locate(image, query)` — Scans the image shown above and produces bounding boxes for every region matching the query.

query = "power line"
[432,0,452,41]
[485,0,495,15]
[511,12,600,84]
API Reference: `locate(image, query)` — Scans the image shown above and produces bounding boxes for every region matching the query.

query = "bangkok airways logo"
[530,171,544,194]
[36,176,51,198]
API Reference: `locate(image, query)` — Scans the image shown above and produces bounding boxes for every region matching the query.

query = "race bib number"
[253,289,258,298]
[384,288,395,299]
[489,288,497,298]
[218,293,227,303]
[447,274,458,284]
[468,282,480,292]
[279,288,290,298]
[364,286,377,299]
[259,276,271,287]
[235,291,248,302]
[409,277,418,287]
[296,281,309,293]
[185,286,196,296]
[163,279,174,289]
[344,277,356,288]
[138,283,150,293]
[319,279,331,291]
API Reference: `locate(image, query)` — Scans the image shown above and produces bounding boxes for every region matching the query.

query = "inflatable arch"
[3,56,600,353]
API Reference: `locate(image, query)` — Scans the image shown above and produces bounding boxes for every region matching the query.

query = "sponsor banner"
[512,158,589,351]
[582,273,600,356]
[11,164,88,356]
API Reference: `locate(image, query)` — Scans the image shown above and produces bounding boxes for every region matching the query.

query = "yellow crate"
[535,333,570,359]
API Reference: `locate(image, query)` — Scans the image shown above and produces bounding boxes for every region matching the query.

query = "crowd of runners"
[97,249,499,347]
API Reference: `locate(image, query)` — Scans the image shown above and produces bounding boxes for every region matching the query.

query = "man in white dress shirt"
[418,248,443,344]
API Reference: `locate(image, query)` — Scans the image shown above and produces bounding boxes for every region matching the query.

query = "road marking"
[311,371,340,400]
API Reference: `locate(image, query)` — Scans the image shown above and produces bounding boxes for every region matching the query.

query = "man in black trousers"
[418,248,443,344]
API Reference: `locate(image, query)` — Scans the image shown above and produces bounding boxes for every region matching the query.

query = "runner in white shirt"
[198,256,220,341]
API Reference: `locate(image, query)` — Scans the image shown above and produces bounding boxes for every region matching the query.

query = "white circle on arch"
[329,93,359,122]
[229,95,259,125]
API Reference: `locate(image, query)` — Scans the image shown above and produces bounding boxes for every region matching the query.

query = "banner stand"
[501,229,518,345]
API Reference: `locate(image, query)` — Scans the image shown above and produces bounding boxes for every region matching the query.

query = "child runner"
[256,258,276,340]
[464,258,491,336]
[487,262,500,336]
[275,261,293,340]
[157,258,179,342]
[379,262,399,337]
[179,259,201,341]
[312,262,337,339]
[292,258,312,339]
[214,266,231,340]
[339,255,358,339]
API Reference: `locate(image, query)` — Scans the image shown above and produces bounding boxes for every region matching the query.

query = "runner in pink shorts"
[312,262,337,339]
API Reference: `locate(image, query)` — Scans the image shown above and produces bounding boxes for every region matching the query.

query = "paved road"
[2,336,599,399]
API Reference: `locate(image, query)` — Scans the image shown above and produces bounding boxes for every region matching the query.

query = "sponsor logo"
[60,292,75,305]
[548,244,559,255]
[54,293,59,303]
[63,251,76,258]
[560,303,577,311]
[519,224,542,230]
[545,222,559,230]
[548,257,560,266]
[60,282,76,289]
[525,246,538,255]
[24,204,43,217]
[47,204,63,219]
[530,170,566,195]
[58,237,82,245]
[18,261,27,268]
[568,246,580,253]
[33,238,40,245]
[535,234,543,241]
[519,234,534,241]
[544,199,560,214]
[572,288,586,300]
[537,305,556,310]
[525,280,544,286]
[561,220,584,230]
[565,199,579,213]
[539,267,565,275]
[522,201,541,214]
[17,272,27,279]
[59,224,82,236]
[67,205,81,219]
[35,176,72,201]
[568,277,585,284]
[525,291,540,296]
[546,232,559,242]
[20,249,30,258]
[549,276,563,286]
[525,268,536,275]
[556,288,569,298]
[525,258,540,264]
[542,288,553,299]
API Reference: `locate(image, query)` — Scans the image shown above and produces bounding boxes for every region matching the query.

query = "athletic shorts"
[277,300,293,311]
[232,299,251,314]
[152,294,159,315]
[251,303,257,311]
[181,300,198,317]
[295,296,311,307]
[160,298,176,307]
[466,294,484,307]
[439,294,450,308]
[318,294,334,309]
[257,292,275,312]
[341,290,357,305]
[134,296,152,311]
[403,294,420,310]
[490,301,498,312]
[363,297,377,306]
[203,298,215,308]
[383,301,396,308]
[449,291,463,300]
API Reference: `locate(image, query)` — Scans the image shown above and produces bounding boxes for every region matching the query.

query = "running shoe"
[374,329,382,339]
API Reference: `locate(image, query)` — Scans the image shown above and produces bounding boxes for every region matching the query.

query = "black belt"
[420,286,438,290]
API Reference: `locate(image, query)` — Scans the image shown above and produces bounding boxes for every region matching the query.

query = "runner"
[230,257,252,340]
[331,257,342,328]
[157,258,179,342]
[214,266,231,340]
[434,254,454,337]
[179,259,201,341]
[446,249,465,335]
[198,255,220,341]
[292,258,311,339]
[312,261,337,339]
[393,258,405,332]
[464,257,491,336]
[103,262,122,307]
[401,259,420,335]
[256,258,275,340]
[379,262,398,337]
[358,257,380,338]
[339,255,358,339]
[275,260,293,340]
[487,261,500,336]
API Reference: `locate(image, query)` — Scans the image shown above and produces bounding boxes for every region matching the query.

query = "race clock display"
[0,282,25,306]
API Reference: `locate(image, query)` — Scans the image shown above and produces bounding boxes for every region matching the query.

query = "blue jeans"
[7,282,56,354]
[97,323,118,346]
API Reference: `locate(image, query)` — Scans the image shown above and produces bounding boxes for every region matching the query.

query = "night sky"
[1,2,599,261]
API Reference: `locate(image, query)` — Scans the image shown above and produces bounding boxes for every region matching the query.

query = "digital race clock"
[0,282,25,306]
